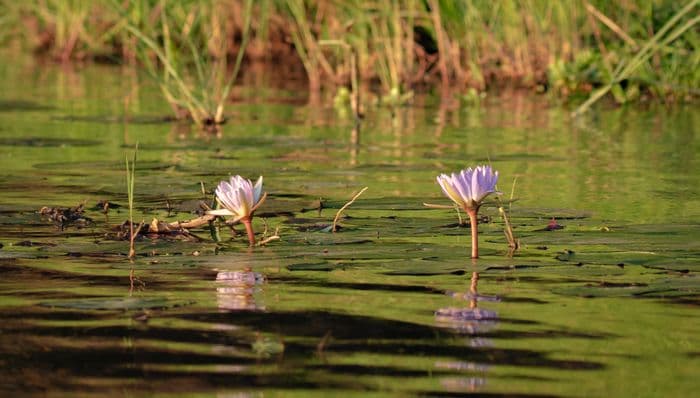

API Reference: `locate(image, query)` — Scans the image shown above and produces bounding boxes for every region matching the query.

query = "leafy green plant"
[120,0,253,127]
[574,0,700,115]
[2,0,697,106]
[24,0,102,61]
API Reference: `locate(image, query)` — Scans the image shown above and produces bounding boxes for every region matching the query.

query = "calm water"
[0,60,699,397]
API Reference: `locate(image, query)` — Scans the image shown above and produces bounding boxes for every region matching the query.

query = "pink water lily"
[208,175,266,245]
[437,165,499,258]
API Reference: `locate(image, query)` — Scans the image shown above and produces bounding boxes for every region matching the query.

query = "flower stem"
[467,209,479,259]
[242,218,256,246]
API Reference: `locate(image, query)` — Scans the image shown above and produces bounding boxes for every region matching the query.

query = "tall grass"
[574,0,700,115]
[4,0,698,107]
[21,0,99,61]
[118,0,253,127]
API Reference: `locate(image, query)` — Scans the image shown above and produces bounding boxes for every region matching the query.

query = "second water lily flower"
[208,175,266,245]
[437,165,499,258]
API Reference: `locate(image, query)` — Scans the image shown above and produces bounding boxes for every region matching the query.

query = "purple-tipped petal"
[212,174,266,219]
[471,169,482,204]
[453,170,472,204]
[436,165,500,210]
[215,182,236,211]
[437,174,464,207]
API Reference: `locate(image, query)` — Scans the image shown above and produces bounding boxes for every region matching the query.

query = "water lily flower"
[437,165,499,258]
[208,175,266,245]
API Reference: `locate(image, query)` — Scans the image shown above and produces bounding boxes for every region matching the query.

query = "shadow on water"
[0,137,102,147]
[0,100,53,112]
[0,262,169,289]
[271,274,449,294]
[272,274,551,305]
[52,115,178,124]
[0,304,603,396]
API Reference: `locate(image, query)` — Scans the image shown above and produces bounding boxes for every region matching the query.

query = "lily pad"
[552,276,699,298]
[286,262,336,271]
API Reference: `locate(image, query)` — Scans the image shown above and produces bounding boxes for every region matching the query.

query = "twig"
[168,214,216,229]
[261,218,270,237]
[332,187,368,232]
[498,207,518,249]
[499,177,520,250]
[584,2,638,49]
[422,202,456,209]
[256,235,280,246]
[256,227,281,246]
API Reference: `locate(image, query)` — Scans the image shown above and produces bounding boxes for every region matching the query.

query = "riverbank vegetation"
[1,0,698,120]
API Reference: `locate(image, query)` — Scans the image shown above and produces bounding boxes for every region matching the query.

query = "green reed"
[4,0,698,106]
[125,143,141,260]
[119,0,253,127]
[21,0,99,61]
[574,0,700,115]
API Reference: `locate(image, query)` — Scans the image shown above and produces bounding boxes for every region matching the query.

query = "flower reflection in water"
[435,272,499,334]
[435,271,499,393]
[212,269,284,362]
[439,376,487,393]
[216,269,266,311]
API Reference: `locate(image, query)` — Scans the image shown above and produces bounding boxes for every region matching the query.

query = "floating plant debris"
[39,202,92,229]
[93,200,122,212]
[111,215,216,241]
[544,218,565,231]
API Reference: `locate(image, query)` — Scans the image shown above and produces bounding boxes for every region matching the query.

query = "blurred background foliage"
[0,0,697,109]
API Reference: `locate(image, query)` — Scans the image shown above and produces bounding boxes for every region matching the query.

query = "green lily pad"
[287,262,336,271]
[552,275,700,298]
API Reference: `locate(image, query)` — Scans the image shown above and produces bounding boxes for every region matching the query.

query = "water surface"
[0,60,699,397]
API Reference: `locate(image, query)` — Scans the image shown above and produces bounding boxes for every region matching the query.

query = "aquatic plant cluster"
[209,165,500,257]
[2,0,698,111]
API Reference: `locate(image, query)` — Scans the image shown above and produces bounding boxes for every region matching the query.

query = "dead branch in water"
[332,187,368,232]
